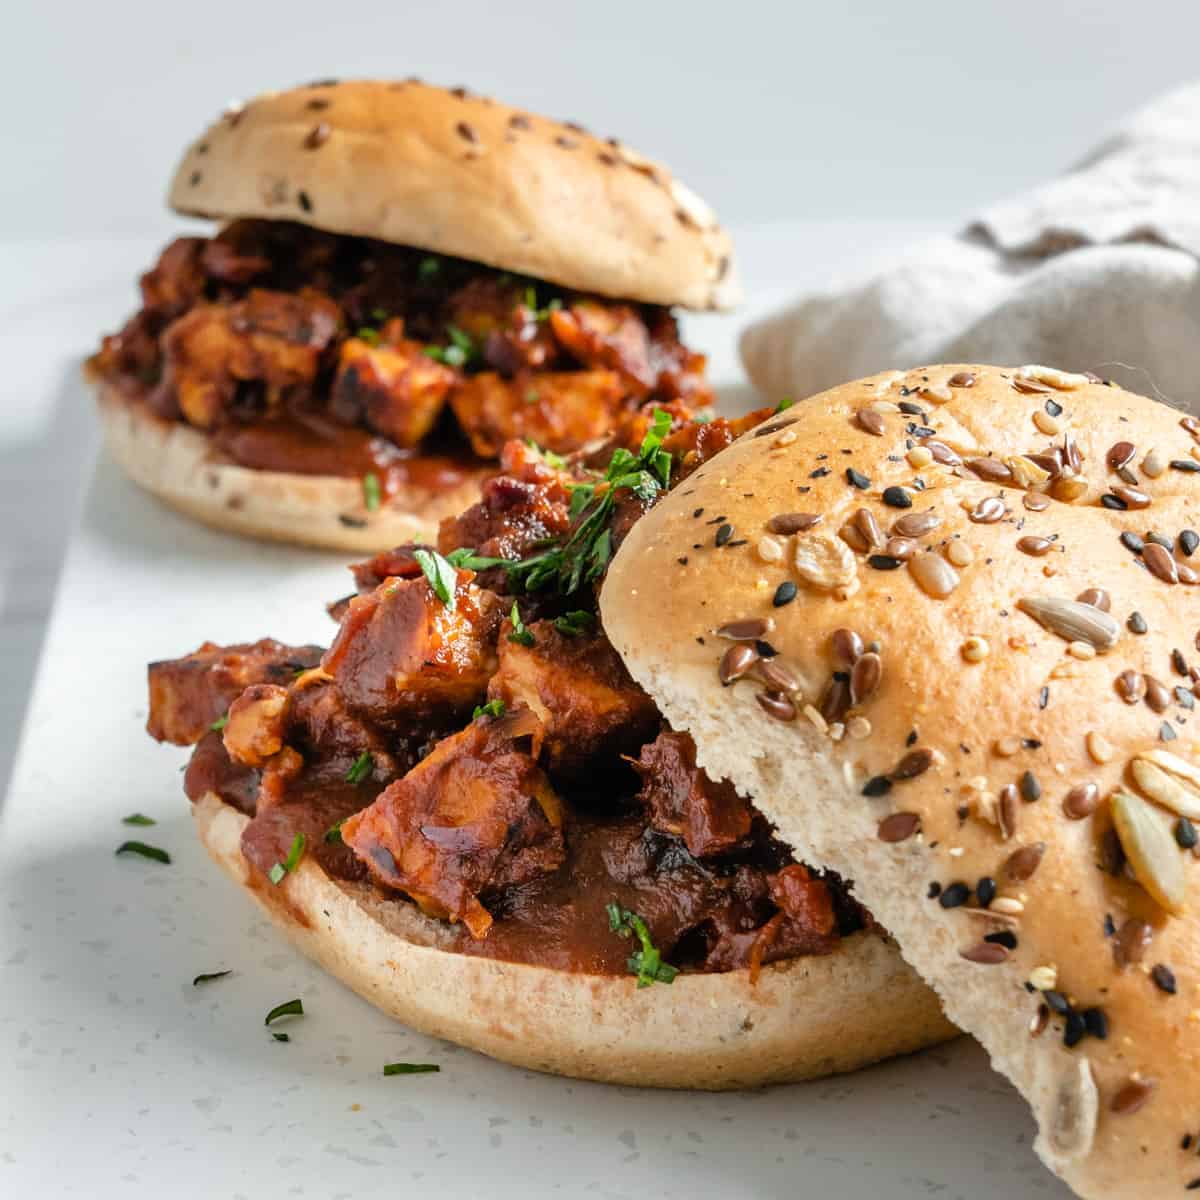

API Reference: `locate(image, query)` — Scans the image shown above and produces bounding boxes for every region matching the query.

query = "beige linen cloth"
[740,83,1200,413]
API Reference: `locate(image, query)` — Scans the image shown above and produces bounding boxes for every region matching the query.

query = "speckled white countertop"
[0,223,1074,1199]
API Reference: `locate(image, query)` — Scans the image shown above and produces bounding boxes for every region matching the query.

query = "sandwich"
[603,364,1200,1193]
[88,78,737,551]
[146,404,954,1088]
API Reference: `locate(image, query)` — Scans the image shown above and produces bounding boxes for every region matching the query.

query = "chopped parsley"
[122,813,156,826]
[324,819,346,844]
[775,396,795,412]
[524,439,567,469]
[424,325,477,368]
[356,326,381,346]
[606,902,679,988]
[272,1032,290,1042]
[192,970,232,986]
[522,285,563,323]
[268,833,306,885]
[473,698,506,720]
[345,751,373,785]
[503,409,673,596]
[115,840,171,865]
[553,610,594,637]
[418,256,440,280]
[413,547,459,609]
[444,547,511,572]
[383,1062,440,1076]
[507,602,535,647]
[264,998,304,1026]
[362,473,382,512]
[210,713,229,733]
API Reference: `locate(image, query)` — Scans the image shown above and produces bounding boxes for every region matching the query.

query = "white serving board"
[0,222,1073,1199]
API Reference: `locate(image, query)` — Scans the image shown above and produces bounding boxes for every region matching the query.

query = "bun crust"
[168,79,739,311]
[194,792,954,1088]
[602,366,1200,1192]
[94,383,487,552]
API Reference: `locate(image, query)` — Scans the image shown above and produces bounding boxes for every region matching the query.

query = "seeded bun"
[602,365,1200,1194]
[94,383,488,552]
[168,79,739,311]
[193,791,954,1087]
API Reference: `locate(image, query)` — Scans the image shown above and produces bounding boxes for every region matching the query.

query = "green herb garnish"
[268,833,306,885]
[122,813,156,826]
[776,396,795,412]
[193,970,232,986]
[418,256,440,280]
[356,326,381,346]
[210,713,229,733]
[345,751,373,785]
[444,547,513,572]
[413,547,459,609]
[606,903,679,988]
[370,307,389,322]
[473,698,506,721]
[115,840,171,865]
[553,610,594,637]
[383,1062,440,1076]
[324,819,346,844]
[502,409,673,596]
[264,998,304,1026]
[507,602,535,647]
[363,473,382,512]
[425,325,477,368]
[272,1032,290,1042]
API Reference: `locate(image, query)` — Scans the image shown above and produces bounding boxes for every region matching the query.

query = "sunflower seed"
[1131,750,1200,818]
[1017,597,1120,650]
[1110,790,1186,914]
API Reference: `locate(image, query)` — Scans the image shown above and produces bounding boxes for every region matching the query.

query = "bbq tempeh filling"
[90,220,714,502]
[147,408,877,978]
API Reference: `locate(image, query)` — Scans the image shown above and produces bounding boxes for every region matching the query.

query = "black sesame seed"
[1120,531,1145,555]
[927,881,942,899]
[715,523,733,546]
[1175,817,1198,849]
[755,640,778,658]
[1181,529,1199,557]
[985,930,1018,950]
[1045,398,1063,417]
[1019,770,1041,802]
[1063,1012,1087,1048]
[1082,1007,1108,1040]
[1182,1134,1192,1151]
[976,877,997,907]
[1171,460,1200,473]
[898,401,925,417]
[906,729,918,747]
[1038,686,1050,710]
[867,554,903,570]
[298,190,313,212]
[862,776,893,798]
[1044,990,1071,1014]
[809,466,831,479]
[1100,493,1128,511]
[882,485,912,509]
[1103,913,1117,937]
[1128,611,1148,635]
[938,882,970,909]
[772,581,798,608]
[692,507,704,518]
[846,468,871,490]
[1151,964,1178,994]
[1174,649,1190,675]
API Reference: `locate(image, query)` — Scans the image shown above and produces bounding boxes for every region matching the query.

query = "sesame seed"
[976,876,997,907]
[1175,817,1198,849]
[1020,771,1041,802]
[868,554,903,570]
[1129,611,1148,634]
[939,883,970,909]
[1151,964,1177,994]
[715,523,733,546]
[882,485,912,508]
[1120,531,1145,555]
[862,775,893,798]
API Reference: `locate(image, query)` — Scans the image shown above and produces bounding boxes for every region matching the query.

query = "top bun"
[168,79,739,311]
[602,364,1200,1199]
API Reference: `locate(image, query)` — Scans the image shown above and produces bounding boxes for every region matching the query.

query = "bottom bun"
[194,791,957,1088]
[94,382,490,553]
